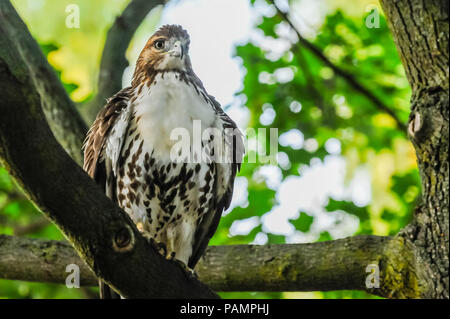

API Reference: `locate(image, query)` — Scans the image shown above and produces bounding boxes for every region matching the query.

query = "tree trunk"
[381,0,449,298]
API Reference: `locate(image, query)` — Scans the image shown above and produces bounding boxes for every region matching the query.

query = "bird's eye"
[154,40,165,50]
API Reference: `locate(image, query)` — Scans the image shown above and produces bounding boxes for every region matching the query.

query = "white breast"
[133,72,216,160]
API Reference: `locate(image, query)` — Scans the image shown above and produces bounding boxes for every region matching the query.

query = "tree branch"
[13,217,49,236]
[269,0,407,132]
[1,234,394,295]
[0,1,87,165]
[85,0,165,123]
[0,24,216,298]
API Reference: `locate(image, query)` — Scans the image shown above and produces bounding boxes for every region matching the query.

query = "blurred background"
[0,0,418,299]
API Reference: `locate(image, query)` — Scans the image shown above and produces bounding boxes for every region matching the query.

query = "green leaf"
[289,212,314,232]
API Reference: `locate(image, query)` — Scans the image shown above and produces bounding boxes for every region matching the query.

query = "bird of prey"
[83,25,244,298]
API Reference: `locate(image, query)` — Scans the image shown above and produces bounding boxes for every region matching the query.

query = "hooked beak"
[169,41,183,59]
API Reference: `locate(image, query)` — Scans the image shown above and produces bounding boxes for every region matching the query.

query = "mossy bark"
[381,0,449,298]
[0,234,393,295]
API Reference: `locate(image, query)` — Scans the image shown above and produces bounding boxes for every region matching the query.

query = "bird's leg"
[140,226,195,279]
[144,234,197,279]
[165,230,178,261]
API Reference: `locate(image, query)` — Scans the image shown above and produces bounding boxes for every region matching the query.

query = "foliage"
[216,1,417,299]
[0,0,419,299]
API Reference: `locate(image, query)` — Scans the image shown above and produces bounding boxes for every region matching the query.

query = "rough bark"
[381,0,449,298]
[0,234,433,297]
[1,234,395,295]
[0,35,216,298]
[0,0,87,165]
[84,0,165,123]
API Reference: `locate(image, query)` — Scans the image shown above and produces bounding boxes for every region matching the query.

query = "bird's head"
[133,25,192,82]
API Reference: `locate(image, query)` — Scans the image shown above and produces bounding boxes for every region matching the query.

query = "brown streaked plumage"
[83,25,244,299]
[84,87,132,179]
[131,25,193,89]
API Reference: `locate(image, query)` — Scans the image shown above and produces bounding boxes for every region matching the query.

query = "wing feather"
[188,97,244,268]
[83,86,133,180]
[82,87,133,300]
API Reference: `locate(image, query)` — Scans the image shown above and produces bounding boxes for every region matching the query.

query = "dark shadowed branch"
[1,234,395,295]
[85,0,165,123]
[0,1,87,165]
[269,0,407,132]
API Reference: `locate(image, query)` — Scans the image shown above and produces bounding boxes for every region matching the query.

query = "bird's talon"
[156,242,168,258]
[145,235,158,249]
[167,251,176,260]
[145,236,170,258]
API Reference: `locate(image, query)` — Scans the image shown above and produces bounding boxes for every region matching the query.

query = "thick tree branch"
[269,0,407,132]
[13,217,49,236]
[85,0,165,123]
[0,1,87,165]
[0,30,216,298]
[2,234,400,296]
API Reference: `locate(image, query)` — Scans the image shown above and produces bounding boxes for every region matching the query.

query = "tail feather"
[99,279,121,299]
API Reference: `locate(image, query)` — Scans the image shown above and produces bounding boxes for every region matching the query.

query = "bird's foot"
[144,234,169,258]
[173,259,198,280]
[167,251,176,261]
[155,242,168,257]
[142,235,197,279]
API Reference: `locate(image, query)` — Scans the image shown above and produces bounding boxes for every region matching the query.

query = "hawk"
[83,25,244,298]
